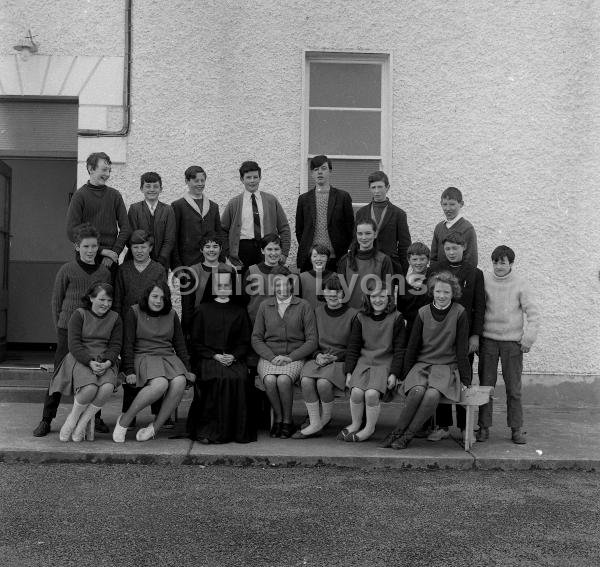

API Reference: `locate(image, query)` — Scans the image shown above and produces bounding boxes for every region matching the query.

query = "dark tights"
[394,386,441,438]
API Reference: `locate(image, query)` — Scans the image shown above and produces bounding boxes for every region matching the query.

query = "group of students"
[32,151,540,449]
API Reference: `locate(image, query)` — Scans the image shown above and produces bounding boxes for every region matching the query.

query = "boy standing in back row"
[476,245,540,444]
[430,186,478,266]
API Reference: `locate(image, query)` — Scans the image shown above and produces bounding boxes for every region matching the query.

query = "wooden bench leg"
[464,406,475,451]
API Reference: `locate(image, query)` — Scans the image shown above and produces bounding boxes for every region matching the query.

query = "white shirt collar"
[445,213,463,229]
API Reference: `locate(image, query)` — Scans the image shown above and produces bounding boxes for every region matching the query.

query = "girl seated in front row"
[339,286,405,442]
[380,271,471,450]
[293,275,357,439]
[113,280,193,442]
[50,282,122,442]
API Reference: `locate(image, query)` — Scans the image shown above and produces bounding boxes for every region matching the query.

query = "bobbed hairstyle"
[407,241,430,258]
[138,280,172,315]
[86,152,111,172]
[360,285,396,316]
[441,186,463,203]
[199,231,222,250]
[442,231,466,247]
[427,270,462,300]
[129,229,154,247]
[239,161,261,179]
[73,223,99,244]
[491,245,515,264]
[184,165,206,181]
[310,155,332,170]
[82,282,113,309]
[323,273,345,293]
[310,243,331,258]
[368,170,389,186]
[140,171,162,187]
[260,232,281,250]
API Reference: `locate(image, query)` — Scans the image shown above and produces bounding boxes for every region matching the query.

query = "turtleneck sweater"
[482,270,540,348]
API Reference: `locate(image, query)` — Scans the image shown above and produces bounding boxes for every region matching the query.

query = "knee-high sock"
[300,401,322,435]
[347,400,364,433]
[357,403,381,441]
[320,401,334,427]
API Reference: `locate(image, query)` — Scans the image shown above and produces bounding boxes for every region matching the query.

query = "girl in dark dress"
[112,280,192,442]
[187,270,256,444]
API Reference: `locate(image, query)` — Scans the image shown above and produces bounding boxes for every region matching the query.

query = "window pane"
[307,158,381,203]
[310,63,381,108]
[309,110,380,155]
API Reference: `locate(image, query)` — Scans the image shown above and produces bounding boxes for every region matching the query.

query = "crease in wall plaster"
[57,56,77,96]
[15,55,24,95]
[77,56,104,97]
[40,56,51,95]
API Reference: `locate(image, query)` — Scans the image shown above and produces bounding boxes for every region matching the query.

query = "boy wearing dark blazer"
[295,155,354,272]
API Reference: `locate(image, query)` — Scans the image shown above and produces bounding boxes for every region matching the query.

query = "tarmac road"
[0,464,598,567]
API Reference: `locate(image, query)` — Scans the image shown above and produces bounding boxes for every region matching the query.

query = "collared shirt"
[277,295,292,318]
[145,200,158,215]
[240,190,264,240]
[445,213,463,229]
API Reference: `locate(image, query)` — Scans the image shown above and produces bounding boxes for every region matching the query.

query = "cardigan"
[113,259,166,318]
[295,187,354,272]
[221,191,291,262]
[429,259,485,337]
[127,200,176,269]
[355,201,411,275]
[66,183,131,254]
[482,270,540,348]
[51,260,111,329]
[171,196,227,267]
[430,217,478,266]
[251,296,318,362]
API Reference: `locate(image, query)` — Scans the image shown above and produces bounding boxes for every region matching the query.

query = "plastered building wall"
[1,0,599,375]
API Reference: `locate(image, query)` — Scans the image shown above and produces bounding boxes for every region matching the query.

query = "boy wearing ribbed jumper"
[66,152,131,274]
[430,187,478,266]
[476,246,540,444]
[33,224,111,437]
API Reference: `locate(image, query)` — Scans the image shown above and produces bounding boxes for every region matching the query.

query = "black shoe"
[391,434,412,450]
[270,422,282,438]
[476,426,489,442]
[94,416,110,434]
[33,420,51,437]
[280,423,295,439]
[379,429,402,448]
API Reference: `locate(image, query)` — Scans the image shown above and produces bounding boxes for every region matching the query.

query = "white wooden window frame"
[300,50,392,205]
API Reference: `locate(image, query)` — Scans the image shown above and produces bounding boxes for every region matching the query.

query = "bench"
[255,376,494,451]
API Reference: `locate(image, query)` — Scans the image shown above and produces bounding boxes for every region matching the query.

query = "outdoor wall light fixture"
[13,30,38,61]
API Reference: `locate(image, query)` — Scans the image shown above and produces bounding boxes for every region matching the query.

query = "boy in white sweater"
[476,246,540,444]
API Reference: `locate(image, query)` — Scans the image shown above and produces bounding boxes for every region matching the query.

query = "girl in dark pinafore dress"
[338,287,405,442]
[50,282,122,442]
[380,271,471,450]
[112,280,192,442]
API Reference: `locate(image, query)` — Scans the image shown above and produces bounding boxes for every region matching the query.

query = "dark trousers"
[478,338,523,429]
[435,352,475,430]
[238,239,263,275]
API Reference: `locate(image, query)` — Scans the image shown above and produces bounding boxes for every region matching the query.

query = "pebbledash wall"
[1,0,599,378]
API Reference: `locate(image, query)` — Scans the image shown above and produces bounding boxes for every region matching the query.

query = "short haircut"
[129,229,154,247]
[86,152,111,172]
[185,165,206,181]
[82,282,113,308]
[310,155,332,170]
[260,233,281,249]
[73,223,99,244]
[442,232,466,247]
[407,241,430,258]
[441,186,463,203]
[428,271,462,300]
[140,171,162,187]
[491,245,515,264]
[361,287,397,316]
[139,280,172,315]
[310,243,331,258]
[323,273,344,293]
[199,231,222,250]
[239,161,261,178]
[368,171,389,186]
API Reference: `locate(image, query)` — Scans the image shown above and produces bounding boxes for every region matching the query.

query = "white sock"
[357,403,381,441]
[320,401,334,427]
[73,404,101,439]
[59,399,88,440]
[300,401,322,435]
[346,400,364,433]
